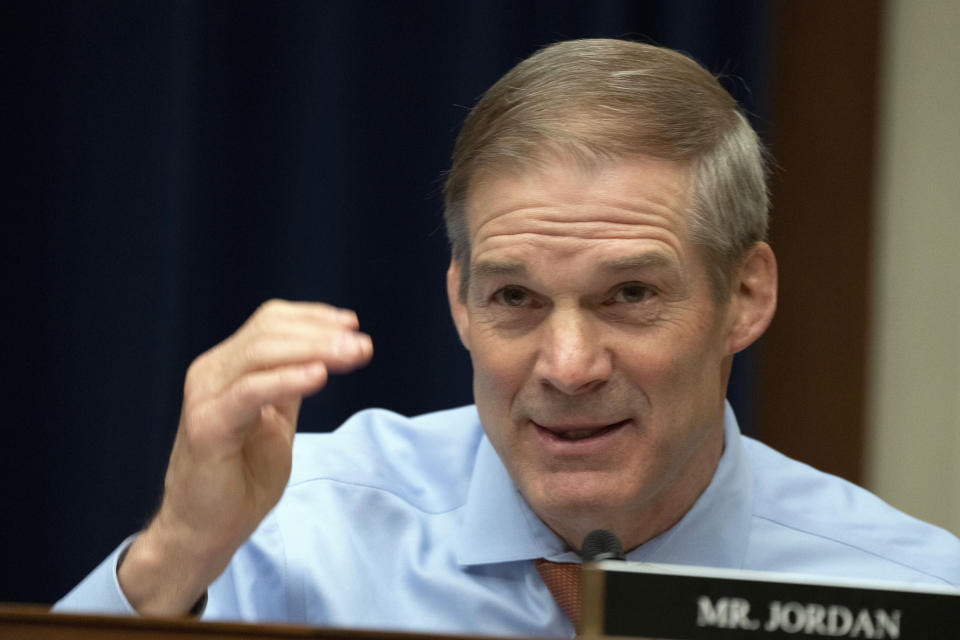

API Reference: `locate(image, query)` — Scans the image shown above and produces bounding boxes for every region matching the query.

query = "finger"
[211,361,331,437]
[237,316,361,343]
[248,299,360,331]
[274,395,302,429]
[215,331,373,389]
[185,300,370,399]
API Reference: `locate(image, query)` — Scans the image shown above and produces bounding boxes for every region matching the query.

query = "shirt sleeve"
[52,536,139,615]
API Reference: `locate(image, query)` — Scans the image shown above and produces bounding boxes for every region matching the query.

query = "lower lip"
[532,420,629,455]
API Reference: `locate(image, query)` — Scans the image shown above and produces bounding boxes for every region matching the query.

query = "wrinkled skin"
[447,156,776,551]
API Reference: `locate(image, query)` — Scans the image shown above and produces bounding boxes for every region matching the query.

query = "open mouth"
[537,419,629,442]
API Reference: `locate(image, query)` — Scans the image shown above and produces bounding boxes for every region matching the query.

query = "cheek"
[468,331,533,405]
[618,326,723,401]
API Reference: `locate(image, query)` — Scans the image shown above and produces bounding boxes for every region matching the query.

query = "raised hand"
[118,300,372,615]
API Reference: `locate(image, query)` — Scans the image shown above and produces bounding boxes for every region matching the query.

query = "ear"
[446,259,471,350]
[726,241,777,355]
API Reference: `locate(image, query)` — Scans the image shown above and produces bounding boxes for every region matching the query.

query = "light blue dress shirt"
[56,403,960,636]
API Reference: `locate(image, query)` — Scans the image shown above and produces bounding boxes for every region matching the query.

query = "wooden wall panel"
[758,1,883,483]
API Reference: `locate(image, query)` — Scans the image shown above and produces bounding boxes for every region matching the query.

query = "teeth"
[560,429,595,441]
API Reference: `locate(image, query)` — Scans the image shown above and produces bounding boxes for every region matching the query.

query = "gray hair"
[443,39,769,301]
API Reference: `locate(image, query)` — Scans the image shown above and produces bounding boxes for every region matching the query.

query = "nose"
[533,309,612,395]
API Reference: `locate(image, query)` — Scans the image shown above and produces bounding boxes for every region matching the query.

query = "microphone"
[580,529,626,562]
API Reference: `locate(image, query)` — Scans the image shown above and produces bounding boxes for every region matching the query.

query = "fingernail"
[357,334,372,356]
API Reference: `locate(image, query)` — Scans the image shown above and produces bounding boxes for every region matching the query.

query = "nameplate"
[580,561,959,639]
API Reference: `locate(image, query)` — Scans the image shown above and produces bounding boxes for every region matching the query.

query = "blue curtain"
[2,0,772,603]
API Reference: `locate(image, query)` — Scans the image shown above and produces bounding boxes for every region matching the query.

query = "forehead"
[463,155,694,268]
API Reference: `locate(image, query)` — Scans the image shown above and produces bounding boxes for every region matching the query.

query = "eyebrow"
[598,253,678,273]
[470,261,527,281]
[470,253,679,281]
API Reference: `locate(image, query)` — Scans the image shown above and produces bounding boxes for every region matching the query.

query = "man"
[56,39,960,635]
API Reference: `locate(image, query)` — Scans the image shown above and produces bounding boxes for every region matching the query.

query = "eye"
[612,282,652,304]
[493,285,531,307]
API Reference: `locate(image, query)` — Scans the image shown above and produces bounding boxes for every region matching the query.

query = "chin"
[522,470,636,529]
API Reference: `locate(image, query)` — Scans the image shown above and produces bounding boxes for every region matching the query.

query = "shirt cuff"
[53,535,140,615]
[53,535,209,617]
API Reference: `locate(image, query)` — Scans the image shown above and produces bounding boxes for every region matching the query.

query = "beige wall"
[867,0,960,536]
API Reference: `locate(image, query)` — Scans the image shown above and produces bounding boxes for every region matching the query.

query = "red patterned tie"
[535,559,582,630]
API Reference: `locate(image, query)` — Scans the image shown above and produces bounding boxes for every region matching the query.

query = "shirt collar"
[456,433,568,565]
[456,402,753,569]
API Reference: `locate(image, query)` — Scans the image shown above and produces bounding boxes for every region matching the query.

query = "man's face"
[448,156,741,550]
